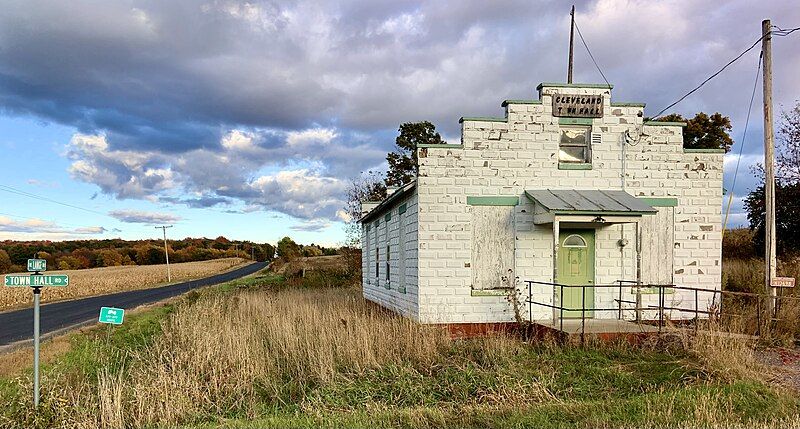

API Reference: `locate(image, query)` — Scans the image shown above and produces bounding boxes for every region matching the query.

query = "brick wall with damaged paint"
[362,192,420,319]
[415,84,722,323]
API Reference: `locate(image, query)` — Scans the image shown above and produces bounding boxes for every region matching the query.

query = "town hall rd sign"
[4,275,69,287]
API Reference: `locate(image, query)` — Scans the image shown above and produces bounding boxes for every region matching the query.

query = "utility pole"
[762,19,776,319]
[567,5,575,84]
[155,225,173,283]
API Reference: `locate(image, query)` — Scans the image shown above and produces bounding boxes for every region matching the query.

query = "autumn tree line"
[0,237,280,274]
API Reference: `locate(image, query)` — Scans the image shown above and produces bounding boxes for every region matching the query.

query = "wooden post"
[567,5,575,84]
[762,19,777,319]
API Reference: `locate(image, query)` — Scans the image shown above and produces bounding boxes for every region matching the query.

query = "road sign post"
[99,307,125,325]
[3,258,69,408]
[32,285,41,408]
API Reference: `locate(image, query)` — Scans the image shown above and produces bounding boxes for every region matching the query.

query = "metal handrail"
[524,279,797,340]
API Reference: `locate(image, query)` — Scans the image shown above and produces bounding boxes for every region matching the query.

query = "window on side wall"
[558,126,591,164]
[386,245,391,283]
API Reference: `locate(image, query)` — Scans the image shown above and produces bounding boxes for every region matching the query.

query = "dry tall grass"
[4,283,793,429]
[722,257,800,340]
[0,257,246,310]
[109,289,525,426]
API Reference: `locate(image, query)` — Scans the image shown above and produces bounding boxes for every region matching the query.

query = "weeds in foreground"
[1,275,797,429]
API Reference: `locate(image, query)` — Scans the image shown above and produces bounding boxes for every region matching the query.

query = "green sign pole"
[32,282,41,408]
[2,256,73,409]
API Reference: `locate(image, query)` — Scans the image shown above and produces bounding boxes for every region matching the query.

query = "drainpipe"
[552,217,560,326]
[635,220,643,322]
[620,132,628,317]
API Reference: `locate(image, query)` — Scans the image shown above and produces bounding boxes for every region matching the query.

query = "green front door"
[556,229,595,318]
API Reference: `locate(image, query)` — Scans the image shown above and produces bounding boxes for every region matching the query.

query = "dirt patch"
[756,346,800,391]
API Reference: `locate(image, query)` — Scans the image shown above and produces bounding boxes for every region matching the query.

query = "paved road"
[0,261,268,346]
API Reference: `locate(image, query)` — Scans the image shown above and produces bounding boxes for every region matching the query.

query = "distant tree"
[302,245,323,257]
[277,237,301,262]
[97,249,124,267]
[745,102,800,256]
[744,183,800,257]
[212,236,231,250]
[385,121,445,187]
[57,256,83,270]
[0,249,12,274]
[776,101,800,183]
[343,171,388,246]
[655,112,733,152]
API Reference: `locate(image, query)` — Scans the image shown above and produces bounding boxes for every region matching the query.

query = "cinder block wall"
[362,192,420,319]
[415,84,723,323]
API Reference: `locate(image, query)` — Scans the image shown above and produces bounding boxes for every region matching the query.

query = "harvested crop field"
[0,258,247,310]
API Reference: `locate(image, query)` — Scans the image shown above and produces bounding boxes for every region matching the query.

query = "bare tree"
[776,101,800,184]
[343,171,387,247]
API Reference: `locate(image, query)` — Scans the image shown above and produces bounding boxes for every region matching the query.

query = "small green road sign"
[4,275,69,287]
[99,307,124,325]
[27,259,46,272]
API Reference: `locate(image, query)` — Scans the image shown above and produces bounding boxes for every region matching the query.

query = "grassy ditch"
[0,268,797,428]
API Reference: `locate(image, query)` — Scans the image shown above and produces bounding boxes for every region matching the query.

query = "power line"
[772,25,800,36]
[653,23,799,119]
[723,51,762,233]
[0,210,109,232]
[573,18,611,88]
[0,184,108,216]
[652,34,765,119]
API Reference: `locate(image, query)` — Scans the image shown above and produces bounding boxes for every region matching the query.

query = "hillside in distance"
[0,236,277,274]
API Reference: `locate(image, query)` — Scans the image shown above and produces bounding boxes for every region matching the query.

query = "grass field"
[0,257,248,310]
[0,267,797,429]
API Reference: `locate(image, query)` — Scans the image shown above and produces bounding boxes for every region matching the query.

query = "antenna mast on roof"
[567,5,575,83]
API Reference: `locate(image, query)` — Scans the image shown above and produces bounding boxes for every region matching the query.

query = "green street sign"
[4,275,69,287]
[27,259,46,272]
[99,307,124,325]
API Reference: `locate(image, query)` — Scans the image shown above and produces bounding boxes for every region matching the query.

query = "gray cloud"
[0,1,797,226]
[290,220,332,232]
[109,209,182,224]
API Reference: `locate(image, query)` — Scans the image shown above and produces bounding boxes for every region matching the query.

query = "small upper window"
[559,126,591,164]
[563,234,587,247]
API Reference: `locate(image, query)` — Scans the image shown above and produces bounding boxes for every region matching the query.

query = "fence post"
[658,286,663,333]
[528,281,532,324]
[581,285,586,347]
[757,295,762,337]
[559,284,564,332]
[618,280,623,320]
[694,289,699,334]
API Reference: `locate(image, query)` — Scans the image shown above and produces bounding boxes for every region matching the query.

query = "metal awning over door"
[525,189,657,224]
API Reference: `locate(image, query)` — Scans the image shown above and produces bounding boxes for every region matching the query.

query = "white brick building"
[359,83,723,326]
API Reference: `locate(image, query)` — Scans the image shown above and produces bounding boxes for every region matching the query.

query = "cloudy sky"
[0,0,798,245]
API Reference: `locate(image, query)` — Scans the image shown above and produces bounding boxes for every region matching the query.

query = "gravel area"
[756,346,800,391]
